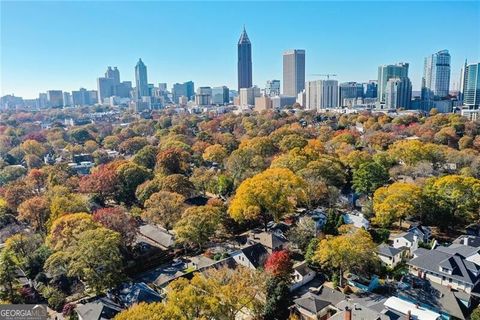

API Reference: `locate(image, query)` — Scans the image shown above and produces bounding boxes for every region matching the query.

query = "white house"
[392,232,419,255]
[290,261,316,291]
[231,243,269,270]
[342,212,370,229]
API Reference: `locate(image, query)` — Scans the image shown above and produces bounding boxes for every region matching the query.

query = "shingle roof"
[294,293,331,314]
[377,243,402,257]
[408,247,480,285]
[331,301,389,320]
[241,243,269,269]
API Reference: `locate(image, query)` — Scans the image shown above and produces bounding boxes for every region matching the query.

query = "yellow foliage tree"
[373,182,422,227]
[314,228,377,286]
[228,168,306,230]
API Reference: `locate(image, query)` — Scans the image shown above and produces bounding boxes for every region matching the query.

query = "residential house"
[291,293,338,320]
[329,301,389,320]
[384,297,441,320]
[377,243,404,268]
[247,230,287,253]
[407,223,432,243]
[342,212,370,229]
[231,242,269,270]
[408,240,480,294]
[137,224,175,250]
[75,298,122,320]
[392,232,419,255]
[109,282,161,307]
[291,261,316,291]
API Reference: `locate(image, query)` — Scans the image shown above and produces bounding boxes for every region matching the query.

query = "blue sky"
[1,1,479,98]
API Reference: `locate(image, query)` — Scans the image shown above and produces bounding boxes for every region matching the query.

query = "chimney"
[406,310,412,320]
[344,306,352,320]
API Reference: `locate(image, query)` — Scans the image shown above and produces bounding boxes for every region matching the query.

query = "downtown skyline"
[1,1,479,99]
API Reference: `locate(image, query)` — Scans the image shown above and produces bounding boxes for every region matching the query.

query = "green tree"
[352,162,389,195]
[0,249,18,302]
[142,191,186,229]
[174,205,222,248]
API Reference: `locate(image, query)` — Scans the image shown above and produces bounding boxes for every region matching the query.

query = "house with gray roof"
[377,243,404,268]
[392,231,419,256]
[291,292,338,320]
[329,301,389,320]
[231,242,269,270]
[408,240,480,294]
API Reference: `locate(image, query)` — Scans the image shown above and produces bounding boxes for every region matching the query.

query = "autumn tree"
[93,207,138,247]
[373,182,423,227]
[229,168,306,230]
[114,303,167,320]
[314,228,377,286]
[118,137,149,155]
[17,196,50,233]
[142,191,186,229]
[48,191,89,226]
[287,216,317,252]
[116,266,264,320]
[423,175,480,230]
[156,147,191,175]
[174,205,222,248]
[46,213,99,251]
[79,164,119,204]
[159,174,195,198]
[202,144,228,164]
[265,250,293,279]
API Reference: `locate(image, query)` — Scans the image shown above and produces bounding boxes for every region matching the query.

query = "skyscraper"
[364,81,378,98]
[172,81,195,103]
[211,86,229,105]
[385,77,412,109]
[338,82,364,106]
[462,62,480,108]
[47,90,63,108]
[377,63,410,103]
[135,58,149,99]
[283,49,305,96]
[265,80,281,97]
[106,66,120,85]
[237,27,252,91]
[305,80,338,110]
[421,50,451,100]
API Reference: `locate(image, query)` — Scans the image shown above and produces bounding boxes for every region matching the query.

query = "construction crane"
[309,74,338,80]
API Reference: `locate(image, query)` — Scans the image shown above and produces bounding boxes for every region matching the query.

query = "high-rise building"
[237,27,252,91]
[63,92,72,107]
[422,50,451,100]
[283,49,305,96]
[211,86,229,105]
[135,58,149,99]
[338,82,364,106]
[47,90,63,108]
[158,83,167,93]
[195,87,212,106]
[38,93,48,108]
[378,63,409,103]
[306,80,338,110]
[265,80,281,97]
[106,66,120,85]
[462,62,480,109]
[385,77,412,109]
[72,88,91,106]
[172,81,195,103]
[97,77,114,103]
[364,81,378,98]
[239,86,260,107]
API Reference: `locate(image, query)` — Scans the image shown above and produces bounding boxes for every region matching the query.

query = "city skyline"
[1,1,479,98]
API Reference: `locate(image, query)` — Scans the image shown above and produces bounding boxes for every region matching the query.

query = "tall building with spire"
[237,27,252,92]
[135,58,149,99]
